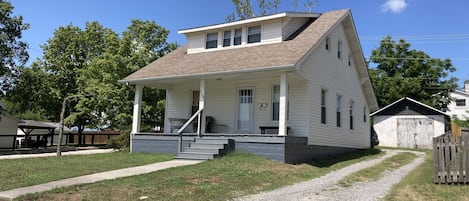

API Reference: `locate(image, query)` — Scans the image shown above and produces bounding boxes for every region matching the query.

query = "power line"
[369,57,469,61]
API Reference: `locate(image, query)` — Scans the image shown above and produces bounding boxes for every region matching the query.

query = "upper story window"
[338,40,342,59]
[234,29,242,46]
[206,32,218,49]
[223,30,231,47]
[247,26,261,44]
[325,37,330,51]
[456,99,466,107]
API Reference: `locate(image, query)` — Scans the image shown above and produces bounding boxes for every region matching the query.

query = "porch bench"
[259,126,291,134]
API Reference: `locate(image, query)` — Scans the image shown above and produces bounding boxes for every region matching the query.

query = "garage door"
[397,118,434,149]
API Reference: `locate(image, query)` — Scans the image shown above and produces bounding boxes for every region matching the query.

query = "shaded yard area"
[17,149,382,201]
[0,152,173,191]
[385,150,469,201]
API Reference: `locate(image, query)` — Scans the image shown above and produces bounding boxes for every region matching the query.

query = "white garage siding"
[374,115,446,148]
[297,23,371,149]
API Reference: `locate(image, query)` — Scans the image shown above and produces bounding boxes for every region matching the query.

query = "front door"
[238,89,254,133]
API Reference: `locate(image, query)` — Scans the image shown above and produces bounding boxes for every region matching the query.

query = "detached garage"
[371,97,449,149]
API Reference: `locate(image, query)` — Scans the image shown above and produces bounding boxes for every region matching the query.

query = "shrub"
[107,130,130,150]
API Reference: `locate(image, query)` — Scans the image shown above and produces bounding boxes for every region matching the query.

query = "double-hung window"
[234,29,242,46]
[223,30,231,47]
[321,89,327,124]
[206,32,218,49]
[349,101,354,130]
[456,99,466,107]
[336,95,342,127]
[272,85,289,120]
[247,26,261,44]
[272,86,280,120]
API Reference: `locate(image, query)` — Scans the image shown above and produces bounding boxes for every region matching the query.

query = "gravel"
[235,150,425,201]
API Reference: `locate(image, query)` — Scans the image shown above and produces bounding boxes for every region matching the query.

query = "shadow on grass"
[307,148,383,168]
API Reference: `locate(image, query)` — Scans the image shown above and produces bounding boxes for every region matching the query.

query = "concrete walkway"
[0,159,204,201]
[0,149,116,160]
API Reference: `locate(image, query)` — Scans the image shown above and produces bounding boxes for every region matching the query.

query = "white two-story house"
[447,81,469,120]
[120,9,378,163]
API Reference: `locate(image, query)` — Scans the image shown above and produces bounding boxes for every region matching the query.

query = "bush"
[107,131,130,150]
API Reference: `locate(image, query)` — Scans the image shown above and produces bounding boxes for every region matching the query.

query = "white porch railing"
[177,108,204,152]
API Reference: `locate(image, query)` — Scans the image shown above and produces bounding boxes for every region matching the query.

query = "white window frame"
[321,89,327,124]
[205,32,218,49]
[247,25,261,44]
[336,95,342,127]
[223,30,231,47]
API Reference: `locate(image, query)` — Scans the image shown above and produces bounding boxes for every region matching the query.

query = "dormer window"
[206,32,218,49]
[248,26,261,44]
[223,30,231,47]
[234,29,242,46]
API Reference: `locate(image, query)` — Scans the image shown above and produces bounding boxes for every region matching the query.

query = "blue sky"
[9,0,469,88]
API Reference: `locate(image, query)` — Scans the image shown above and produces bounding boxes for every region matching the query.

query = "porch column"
[198,79,206,136]
[279,73,288,136]
[131,85,143,134]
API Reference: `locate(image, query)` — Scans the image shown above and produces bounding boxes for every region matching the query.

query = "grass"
[0,152,173,191]
[17,149,383,201]
[339,152,417,187]
[384,150,469,201]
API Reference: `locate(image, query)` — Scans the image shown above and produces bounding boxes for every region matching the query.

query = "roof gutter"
[118,64,296,84]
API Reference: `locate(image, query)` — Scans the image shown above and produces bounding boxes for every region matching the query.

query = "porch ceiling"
[137,69,304,89]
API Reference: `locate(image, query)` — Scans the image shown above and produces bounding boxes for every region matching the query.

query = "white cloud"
[381,0,408,14]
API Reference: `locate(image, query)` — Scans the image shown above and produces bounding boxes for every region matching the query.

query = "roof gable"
[121,9,350,83]
[371,97,448,117]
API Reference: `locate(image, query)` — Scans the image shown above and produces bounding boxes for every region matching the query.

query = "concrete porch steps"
[174,138,234,160]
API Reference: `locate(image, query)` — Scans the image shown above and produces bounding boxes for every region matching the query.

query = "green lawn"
[0,152,173,191]
[339,152,417,187]
[384,150,469,201]
[17,149,383,201]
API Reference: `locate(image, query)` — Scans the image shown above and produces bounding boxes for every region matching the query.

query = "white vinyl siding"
[296,23,371,149]
[0,112,19,135]
[186,33,205,54]
[164,77,308,137]
[261,21,282,44]
[446,91,469,120]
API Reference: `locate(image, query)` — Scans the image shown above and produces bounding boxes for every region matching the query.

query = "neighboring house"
[0,109,20,149]
[120,9,378,163]
[371,97,449,149]
[446,81,469,120]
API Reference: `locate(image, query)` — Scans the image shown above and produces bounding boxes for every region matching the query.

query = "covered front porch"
[130,70,302,137]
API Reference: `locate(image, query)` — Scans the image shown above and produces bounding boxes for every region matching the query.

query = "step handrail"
[177,108,203,152]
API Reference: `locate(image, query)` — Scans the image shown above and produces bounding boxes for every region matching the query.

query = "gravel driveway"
[235,150,425,201]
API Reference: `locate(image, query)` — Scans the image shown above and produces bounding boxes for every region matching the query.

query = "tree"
[0,0,29,94]
[4,19,176,142]
[369,36,458,111]
[227,0,319,21]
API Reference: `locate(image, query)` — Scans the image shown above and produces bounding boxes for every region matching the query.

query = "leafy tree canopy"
[369,36,457,111]
[0,0,29,94]
[4,19,176,132]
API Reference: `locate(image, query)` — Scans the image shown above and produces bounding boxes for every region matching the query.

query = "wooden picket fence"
[433,130,469,184]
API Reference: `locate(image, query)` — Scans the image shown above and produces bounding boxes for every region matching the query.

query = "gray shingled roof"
[122,9,349,82]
